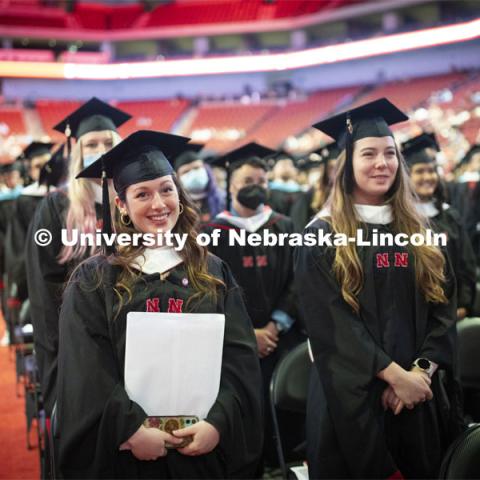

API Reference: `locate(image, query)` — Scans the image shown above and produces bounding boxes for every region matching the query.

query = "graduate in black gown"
[25,98,131,415]
[295,99,464,479]
[203,142,305,467]
[446,144,480,225]
[290,142,339,232]
[403,133,476,320]
[56,130,262,479]
[267,149,303,216]
[4,142,56,306]
[0,161,24,319]
[174,144,225,223]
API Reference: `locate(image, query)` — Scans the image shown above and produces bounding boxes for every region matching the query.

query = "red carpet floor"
[0,315,40,479]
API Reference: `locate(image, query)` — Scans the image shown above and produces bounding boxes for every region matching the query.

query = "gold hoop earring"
[120,212,131,226]
[178,203,184,215]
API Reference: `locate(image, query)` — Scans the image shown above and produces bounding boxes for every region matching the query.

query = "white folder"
[124,312,225,419]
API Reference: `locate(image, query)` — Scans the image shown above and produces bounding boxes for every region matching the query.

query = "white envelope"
[124,312,225,419]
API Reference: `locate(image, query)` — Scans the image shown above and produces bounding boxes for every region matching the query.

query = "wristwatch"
[412,358,435,377]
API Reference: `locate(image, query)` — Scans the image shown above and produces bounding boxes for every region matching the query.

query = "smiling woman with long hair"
[403,133,476,321]
[55,131,262,479]
[294,99,464,479]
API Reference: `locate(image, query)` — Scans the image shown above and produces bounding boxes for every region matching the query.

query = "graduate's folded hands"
[255,323,278,358]
[379,363,433,413]
[120,425,183,461]
[174,420,220,456]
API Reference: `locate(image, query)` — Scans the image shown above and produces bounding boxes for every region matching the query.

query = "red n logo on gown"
[256,255,268,267]
[242,256,254,268]
[394,252,409,267]
[376,253,390,268]
[146,298,160,312]
[167,298,184,313]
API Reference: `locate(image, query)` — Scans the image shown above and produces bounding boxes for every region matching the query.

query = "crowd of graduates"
[0,95,479,479]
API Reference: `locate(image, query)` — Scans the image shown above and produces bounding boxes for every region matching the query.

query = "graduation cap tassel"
[226,161,231,212]
[344,115,355,194]
[65,124,72,164]
[101,164,115,255]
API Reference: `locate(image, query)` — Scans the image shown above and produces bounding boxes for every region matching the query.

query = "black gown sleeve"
[205,260,263,478]
[294,225,397,478]
[25,193,69,415]
[417,254,458,370]
[57,259,147,479]
[454,215,476,313]
[5,197,33,302]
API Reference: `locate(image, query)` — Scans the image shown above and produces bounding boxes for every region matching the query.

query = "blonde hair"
[327,146,447,312]
[58,130,122,264]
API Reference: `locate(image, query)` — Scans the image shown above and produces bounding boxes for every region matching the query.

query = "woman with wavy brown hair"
[56,130,262,479]
[295,99,464,479]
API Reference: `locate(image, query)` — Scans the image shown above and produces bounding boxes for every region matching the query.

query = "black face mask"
[237,184,268,210]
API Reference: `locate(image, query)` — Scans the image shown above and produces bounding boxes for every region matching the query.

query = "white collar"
[312,203,393,225]
[216,206,273,233]
[91,182,103,205]
[132,247,183,275]
[458,171,480,183]
[21,182,51,197]
[415,200,439,218]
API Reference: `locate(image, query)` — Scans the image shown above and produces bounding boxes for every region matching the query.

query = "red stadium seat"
[0,108,26,136]
[116,99,190,137]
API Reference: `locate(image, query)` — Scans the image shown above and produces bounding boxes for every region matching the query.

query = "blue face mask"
[269,179,301,193]
[83,152,103,169]
[180,166,209,193]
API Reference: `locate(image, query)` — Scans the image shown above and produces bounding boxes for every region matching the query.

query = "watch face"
[417,358,430,370]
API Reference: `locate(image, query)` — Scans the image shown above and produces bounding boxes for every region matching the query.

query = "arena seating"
[116,99,191,137]
[1,0,359,31]
[0,108,26,136]
[184,102,276,151]
[351,73,468,112]
[242,86,363,148]
[36,100,83,141]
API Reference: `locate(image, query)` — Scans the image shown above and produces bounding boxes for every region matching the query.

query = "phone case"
[143,416,199,449]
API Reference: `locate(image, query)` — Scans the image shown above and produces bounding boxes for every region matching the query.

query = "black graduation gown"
[290,189,315,233]
[203,211,305,466]
[5,193,44,302]
[204,211,298,330]
[268,189,302,217]
[465,181,480,264]
[430,206,476,314]
[56,254,263,479]
[295,218,463,479]
[25,189,102,415]
[446,181,475,224]
[0,198,17,280]
[0,198,18,315]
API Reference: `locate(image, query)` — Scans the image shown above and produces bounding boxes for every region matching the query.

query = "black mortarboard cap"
[53,97,131,140]
[1,161,23,174]
[211,142,275,210]
[266,149,295,169]
[313,98,408,193]
[309,141,341,163]
[457,144,480,169]
[402,133,440,167]
[401,132,439,157]
[39,144,68,190]
[76,130,190,252]
[211,142,276,170]
[173,143,205,170]
[23,141,55,160]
